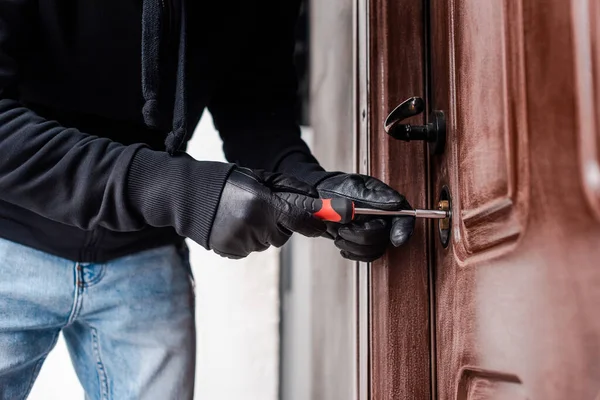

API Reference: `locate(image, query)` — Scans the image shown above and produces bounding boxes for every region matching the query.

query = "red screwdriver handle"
[275,193,356,224]
[312,198,355,224]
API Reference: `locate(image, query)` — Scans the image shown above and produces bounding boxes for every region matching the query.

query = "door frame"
[355,0,433,399]
[355,0,370,398]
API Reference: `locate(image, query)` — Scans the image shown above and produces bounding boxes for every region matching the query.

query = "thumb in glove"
[315,173,415,261]
[208,168,326,259]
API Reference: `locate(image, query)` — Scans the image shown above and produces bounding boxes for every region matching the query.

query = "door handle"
[384,97,446,155]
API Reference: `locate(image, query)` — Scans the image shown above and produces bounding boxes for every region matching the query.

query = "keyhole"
[438,186,451,247]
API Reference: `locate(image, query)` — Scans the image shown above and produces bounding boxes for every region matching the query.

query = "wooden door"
[366,0,600,398]
[366,0,431,398]
[429,0,600,398]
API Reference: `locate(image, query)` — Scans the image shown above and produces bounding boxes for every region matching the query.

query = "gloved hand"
[209,168,327,259]
[314,173,415,262]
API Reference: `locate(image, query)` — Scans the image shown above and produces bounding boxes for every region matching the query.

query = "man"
[0,0,414,398]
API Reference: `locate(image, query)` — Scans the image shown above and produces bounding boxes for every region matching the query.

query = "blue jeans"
[0,238,196,400]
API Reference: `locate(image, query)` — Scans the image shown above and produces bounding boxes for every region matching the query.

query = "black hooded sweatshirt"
[0,0,323,262]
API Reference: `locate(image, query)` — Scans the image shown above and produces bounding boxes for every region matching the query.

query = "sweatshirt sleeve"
[207,0,321,173]
[0,0,232,247]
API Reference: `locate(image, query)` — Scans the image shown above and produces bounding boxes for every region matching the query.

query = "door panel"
[574,0,600,220]
[456,367,527,400]
[449,0,529,260]
[431,0,529,263]
[430,0,600,399]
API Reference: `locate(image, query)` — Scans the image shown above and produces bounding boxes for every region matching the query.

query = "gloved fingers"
[279,213,326,238]
[337,217,390,246]
[275,192,325,215]
[269,224,292,248]
[213,249,245,260]
[316,173,411,211]
[322,222,340,240]
[274,196,327,238]
[213,241,270,260]
[265,173,320,197]
[390,216,415,247]
[234,168,319,197]
[334,237,387,261]
[339,250,384,263]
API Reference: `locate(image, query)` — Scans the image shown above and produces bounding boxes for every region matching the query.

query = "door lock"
[384,97,446,155]
[438,187,451,247]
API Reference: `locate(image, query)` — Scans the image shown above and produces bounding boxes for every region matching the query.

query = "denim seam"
[20,331,60,400]
[66,263,83,326]
[82,264,106,287]
[91,327,110,400]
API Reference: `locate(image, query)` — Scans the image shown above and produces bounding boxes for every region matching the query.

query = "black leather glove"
[209,168,327,259]
[315,173,415,262]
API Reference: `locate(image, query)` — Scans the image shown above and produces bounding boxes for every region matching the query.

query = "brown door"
[367,0,600,398]
[366,1,432,398]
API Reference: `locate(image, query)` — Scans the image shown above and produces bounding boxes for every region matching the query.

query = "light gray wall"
[309,1,356,399]
[280,0,356,398]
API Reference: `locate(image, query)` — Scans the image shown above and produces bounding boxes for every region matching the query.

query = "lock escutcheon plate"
[438,187,451,247]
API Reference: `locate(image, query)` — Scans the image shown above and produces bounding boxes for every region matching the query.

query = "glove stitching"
[235,169,262,181]
[236,169,317,197]
[227,179,271,203]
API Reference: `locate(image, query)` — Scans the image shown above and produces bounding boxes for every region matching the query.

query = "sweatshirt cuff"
[127,147,234,249]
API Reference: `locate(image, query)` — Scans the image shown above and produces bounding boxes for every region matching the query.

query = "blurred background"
[28,0,356,398]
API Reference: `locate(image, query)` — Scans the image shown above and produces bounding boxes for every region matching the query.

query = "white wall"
[29,112,280,400]
[186,113,280,400]
[280,128,315,400]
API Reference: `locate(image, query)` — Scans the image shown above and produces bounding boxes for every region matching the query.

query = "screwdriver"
[305,197,450,224]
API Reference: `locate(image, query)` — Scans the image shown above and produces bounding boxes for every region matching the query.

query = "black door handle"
[384,97,446,155]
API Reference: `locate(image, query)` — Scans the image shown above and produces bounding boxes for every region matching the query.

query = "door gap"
[423,0,438,398]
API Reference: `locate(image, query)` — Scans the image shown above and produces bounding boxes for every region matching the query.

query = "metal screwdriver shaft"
[354,208,450,219]
[302,197,451,224]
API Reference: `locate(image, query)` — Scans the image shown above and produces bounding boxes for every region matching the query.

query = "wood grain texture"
[430,0,600,398]
[573,0,600,221]
[368,0,431,399]
[451,0,529,262]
